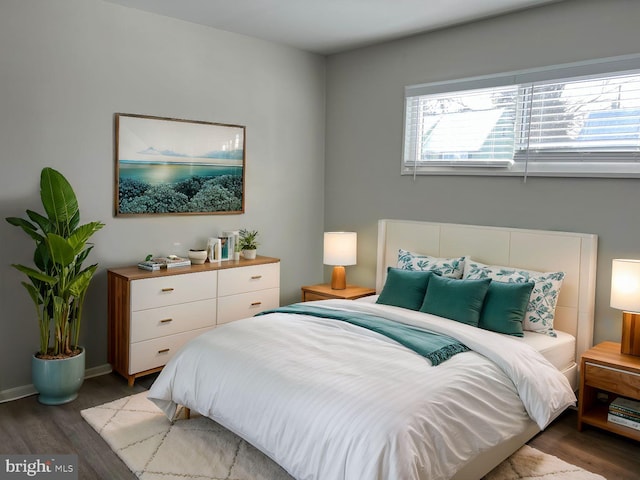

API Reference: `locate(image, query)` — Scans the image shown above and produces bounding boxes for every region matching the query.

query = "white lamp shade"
[323,232,357,266]
[611,259,640,312]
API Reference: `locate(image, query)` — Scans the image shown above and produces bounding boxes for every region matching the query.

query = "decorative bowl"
[188,249,208,265]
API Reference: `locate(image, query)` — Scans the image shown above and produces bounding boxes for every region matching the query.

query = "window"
[403,56,640,177]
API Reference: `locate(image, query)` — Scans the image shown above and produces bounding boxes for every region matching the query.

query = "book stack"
[138,256,191,271]
[162,256,191,268]
[608,396,640,430]
[137,260,163,271]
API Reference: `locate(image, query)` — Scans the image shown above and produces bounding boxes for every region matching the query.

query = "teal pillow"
[479,281,534,336]
[376,268,433,311]
[420,276,491,326]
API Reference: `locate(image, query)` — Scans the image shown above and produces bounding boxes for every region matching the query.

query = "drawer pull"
[160,318,173,324]
[161,287,175,292]
[585,362,640,377]
[158,348,170,354]
[251,301,262,306]
[251,275,262,280]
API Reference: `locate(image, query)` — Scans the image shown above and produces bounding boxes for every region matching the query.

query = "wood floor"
[0,372,638,479]
[528,409,640,480]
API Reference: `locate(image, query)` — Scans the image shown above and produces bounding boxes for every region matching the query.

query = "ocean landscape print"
[115,114,245,215]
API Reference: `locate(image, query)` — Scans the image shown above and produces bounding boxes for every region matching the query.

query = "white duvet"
[148,300,576,480]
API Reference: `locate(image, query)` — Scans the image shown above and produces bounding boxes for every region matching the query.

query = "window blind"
[403,55,640,177]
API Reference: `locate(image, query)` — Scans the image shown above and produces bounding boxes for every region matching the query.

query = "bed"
[148,219,598,480]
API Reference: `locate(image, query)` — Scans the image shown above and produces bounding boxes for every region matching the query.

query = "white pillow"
[463,260,565,337]
[397,249,465,279]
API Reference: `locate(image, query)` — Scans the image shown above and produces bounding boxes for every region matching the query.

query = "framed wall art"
[115,113,245,216]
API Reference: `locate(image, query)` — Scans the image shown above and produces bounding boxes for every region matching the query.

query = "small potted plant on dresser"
[6,167,104,404]
[239,228,259,260]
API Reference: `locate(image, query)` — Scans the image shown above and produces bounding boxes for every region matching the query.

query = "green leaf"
[21,281,44,306]
[68,264,98,297]
[6,216,36,231]
[5,217,45,243]
[68,222,105,255]
[75,245,93,267]
[34,242,51,272]
[69,209,80,232]
[40,167,78,237]
[12,264,57,284]
[46,233,76,267]
[26,209,53,234]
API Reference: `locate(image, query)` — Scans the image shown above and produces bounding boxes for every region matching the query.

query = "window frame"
[402,54,640,178]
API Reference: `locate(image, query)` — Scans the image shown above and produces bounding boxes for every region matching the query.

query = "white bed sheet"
[522,330,576,372]
[148,300,575,480]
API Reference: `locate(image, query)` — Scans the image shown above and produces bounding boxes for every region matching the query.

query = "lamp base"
[331,266,346,290]
[621,312,640,356]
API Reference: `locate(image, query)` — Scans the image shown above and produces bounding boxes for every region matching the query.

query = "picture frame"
[115,113,245,216]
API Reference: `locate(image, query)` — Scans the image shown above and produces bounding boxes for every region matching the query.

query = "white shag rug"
[81,392,606,480]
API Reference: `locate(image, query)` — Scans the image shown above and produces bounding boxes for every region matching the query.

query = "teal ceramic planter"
[32,348,85,405]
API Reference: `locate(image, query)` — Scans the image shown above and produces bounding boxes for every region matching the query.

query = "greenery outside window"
[403,55,640,178]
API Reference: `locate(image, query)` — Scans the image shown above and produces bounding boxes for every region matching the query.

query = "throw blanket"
[257,303,469,365]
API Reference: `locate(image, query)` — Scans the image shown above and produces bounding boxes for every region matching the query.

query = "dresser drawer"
[585,362,640,399]
[130,271,217,311]
[217,288,280,325]
[130,298,217,343]
[129,326,213,374]
[218,263,279,297]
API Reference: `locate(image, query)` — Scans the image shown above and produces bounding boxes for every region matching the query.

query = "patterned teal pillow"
[463,260,565,337]
[398,249,465,279]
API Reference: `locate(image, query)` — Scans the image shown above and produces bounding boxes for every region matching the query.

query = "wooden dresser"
[108,256,280,386]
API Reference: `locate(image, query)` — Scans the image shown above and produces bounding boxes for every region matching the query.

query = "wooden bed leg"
[184,407,190,419]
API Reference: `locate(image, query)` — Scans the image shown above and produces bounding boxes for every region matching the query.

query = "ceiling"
[104,0,561,55]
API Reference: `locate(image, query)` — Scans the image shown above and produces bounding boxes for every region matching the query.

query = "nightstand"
[578,341,640,441]
[301,284,376,302]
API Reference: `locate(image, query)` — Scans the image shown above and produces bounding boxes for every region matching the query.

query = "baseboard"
[85,363,114,379]
[0,363,113,403]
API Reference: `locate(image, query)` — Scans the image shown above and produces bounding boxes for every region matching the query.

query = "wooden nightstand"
[578,341,640,441]
[301,284,376,302]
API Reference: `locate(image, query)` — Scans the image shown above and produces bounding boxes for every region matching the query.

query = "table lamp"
[324,232,357,290]
[610,258,640,356]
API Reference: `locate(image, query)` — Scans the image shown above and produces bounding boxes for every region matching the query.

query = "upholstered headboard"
[376,219,598,365]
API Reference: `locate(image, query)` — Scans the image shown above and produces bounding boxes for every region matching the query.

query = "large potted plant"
[6,167,104,404]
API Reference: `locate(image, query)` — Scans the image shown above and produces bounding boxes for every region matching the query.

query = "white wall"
[0,0,326,394]
[325,0,640,346]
